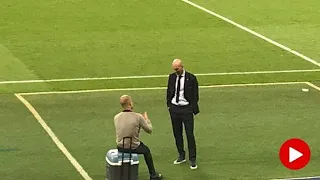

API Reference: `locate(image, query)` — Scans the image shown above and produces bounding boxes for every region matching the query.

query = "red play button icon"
[279,138,311,170]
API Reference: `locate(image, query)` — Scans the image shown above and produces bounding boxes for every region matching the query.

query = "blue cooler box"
[106,149,139,180]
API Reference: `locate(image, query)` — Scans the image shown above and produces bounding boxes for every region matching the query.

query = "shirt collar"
[122,109,132,112]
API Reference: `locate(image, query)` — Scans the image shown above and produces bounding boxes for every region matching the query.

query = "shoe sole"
[190,165,198,170]
[173,159,186,164]
[149,174,163,180]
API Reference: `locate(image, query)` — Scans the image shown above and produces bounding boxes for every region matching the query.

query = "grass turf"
[12,84,320,180]
[0,95,82,180]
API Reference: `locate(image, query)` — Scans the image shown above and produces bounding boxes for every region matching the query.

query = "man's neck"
[122,108,132,112]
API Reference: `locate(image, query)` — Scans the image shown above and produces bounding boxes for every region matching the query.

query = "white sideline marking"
[271,176,320,180]
[1,69,319,84]
[17,81,306,95]
[306,82,320,92]
[15,94,92,180]
[182,0,320,68]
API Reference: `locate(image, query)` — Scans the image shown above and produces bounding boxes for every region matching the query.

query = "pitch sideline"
[17,81,309,96]
[15,94,93,180]
[1,69,320,85]
[182,0,320,68]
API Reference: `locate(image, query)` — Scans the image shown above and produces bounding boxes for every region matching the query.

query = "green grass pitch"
[0,0,320,180]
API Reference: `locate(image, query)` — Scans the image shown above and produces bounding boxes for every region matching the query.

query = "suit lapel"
[172,73,177,86]
[184,71,189,93]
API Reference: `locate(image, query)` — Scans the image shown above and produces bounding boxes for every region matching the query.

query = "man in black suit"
[166,59,199,170]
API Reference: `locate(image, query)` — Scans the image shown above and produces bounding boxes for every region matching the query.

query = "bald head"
[172,59,183,66]
[120,95,133,110]
[172,58,184,75]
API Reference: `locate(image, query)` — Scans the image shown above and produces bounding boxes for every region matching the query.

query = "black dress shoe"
[173,156,186,164]
[150,172,163,180]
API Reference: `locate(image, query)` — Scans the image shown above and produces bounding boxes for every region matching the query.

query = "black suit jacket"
[166,71,200,115]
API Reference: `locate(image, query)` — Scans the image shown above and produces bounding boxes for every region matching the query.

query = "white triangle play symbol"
[289,147,303,163]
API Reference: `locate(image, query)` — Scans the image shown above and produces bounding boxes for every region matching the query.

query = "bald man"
[114,95,162,180]
[166,59,199,170]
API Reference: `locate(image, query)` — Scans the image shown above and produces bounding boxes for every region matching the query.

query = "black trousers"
[117,142,156,176]
[169,104,196,162]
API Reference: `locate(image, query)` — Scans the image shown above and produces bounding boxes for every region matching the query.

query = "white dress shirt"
[171,70,189,106]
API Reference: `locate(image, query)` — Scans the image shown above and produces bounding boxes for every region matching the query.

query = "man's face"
[172,64,183,75]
